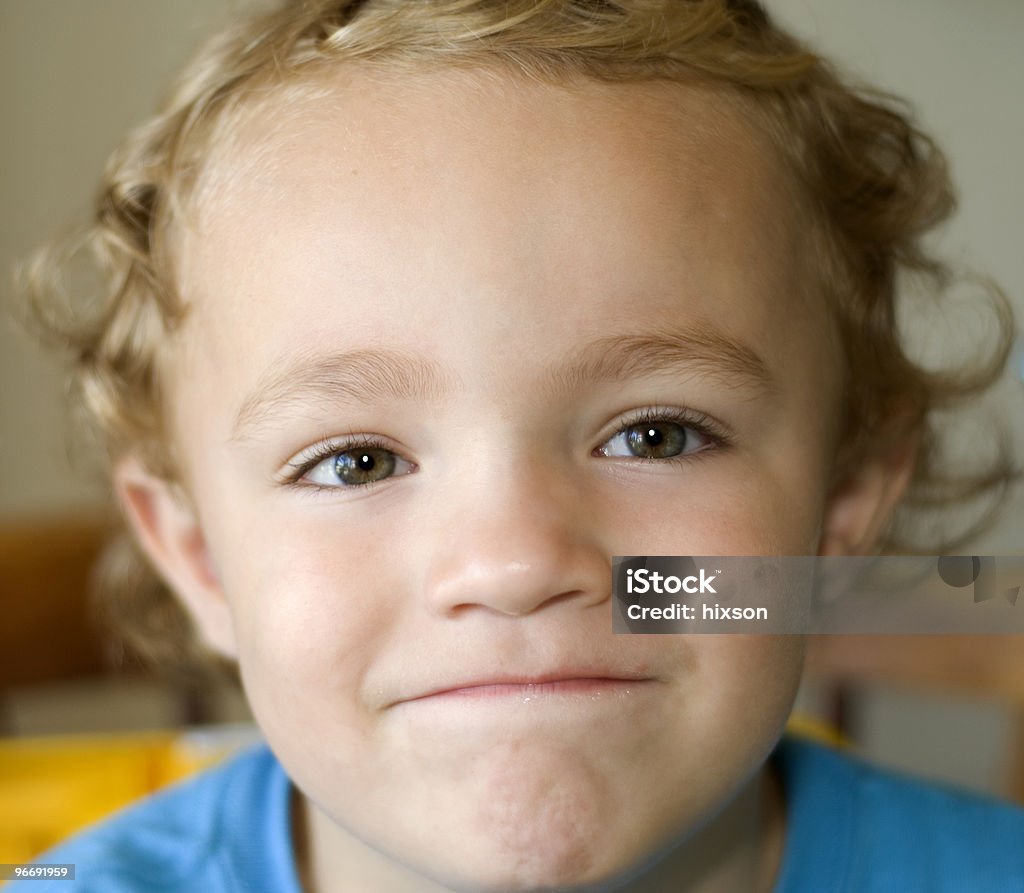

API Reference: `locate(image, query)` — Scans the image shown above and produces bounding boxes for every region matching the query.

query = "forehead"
[189,67,798,268]
[173,65,834,422]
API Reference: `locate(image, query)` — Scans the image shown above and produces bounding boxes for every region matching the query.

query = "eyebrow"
[230,325,775,444]
[549,326,777,398]
[231,348,449,444]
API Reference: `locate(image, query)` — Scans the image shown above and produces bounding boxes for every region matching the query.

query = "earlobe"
[113,456,238,659]
[819,426,921,557]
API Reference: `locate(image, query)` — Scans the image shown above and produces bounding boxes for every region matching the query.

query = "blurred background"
[1,0,1023,863]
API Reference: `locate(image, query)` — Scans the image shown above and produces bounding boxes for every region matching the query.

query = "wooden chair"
[0,516,114,693]
[0,514,215,732]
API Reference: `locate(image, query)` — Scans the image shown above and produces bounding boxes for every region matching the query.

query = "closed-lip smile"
[396,671,657,705]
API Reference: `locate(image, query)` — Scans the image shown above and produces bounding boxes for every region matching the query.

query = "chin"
[411,748,648,891]
[425,846,641,893]
[401,802,674,893]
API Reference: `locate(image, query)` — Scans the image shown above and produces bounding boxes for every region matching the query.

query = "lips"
[393,669,656,706]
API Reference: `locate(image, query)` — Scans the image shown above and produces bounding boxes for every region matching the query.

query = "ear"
[113,455,238,659]
[818,424,921,557]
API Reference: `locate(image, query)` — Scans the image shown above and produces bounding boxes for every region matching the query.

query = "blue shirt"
[10,736,1024,892]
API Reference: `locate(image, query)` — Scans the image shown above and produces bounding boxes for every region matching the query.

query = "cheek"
[639,634,805,758]
[647,634,804,840]
[693,636,806,725]
[604,465,826,556]
[211,507,399,744]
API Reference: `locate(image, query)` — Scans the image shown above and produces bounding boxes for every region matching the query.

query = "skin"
[118,68,917,892]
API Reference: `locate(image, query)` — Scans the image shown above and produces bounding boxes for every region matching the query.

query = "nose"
[420,462,610,618]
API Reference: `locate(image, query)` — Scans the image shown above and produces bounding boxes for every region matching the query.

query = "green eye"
[297,443,413,488]
[599,417,714,460]
[332,448,396,485]
[625,421,689,458]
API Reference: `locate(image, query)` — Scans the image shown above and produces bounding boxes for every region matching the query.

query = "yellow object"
[0,729,246,870]
[786,711,848,748]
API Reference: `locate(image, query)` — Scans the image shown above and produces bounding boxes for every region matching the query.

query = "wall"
[0,0,234,519]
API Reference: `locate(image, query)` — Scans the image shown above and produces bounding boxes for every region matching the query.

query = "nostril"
[479,588,601,618]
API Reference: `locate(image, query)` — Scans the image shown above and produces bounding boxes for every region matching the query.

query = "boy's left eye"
[597,419,714,460]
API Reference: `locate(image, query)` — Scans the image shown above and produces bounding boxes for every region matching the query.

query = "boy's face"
[147,70,848,888]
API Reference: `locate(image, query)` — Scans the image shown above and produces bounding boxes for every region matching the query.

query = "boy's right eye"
[287,441,415,489]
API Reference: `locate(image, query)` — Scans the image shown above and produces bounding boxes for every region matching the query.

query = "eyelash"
[282,434,399,489]
[599,406,731,462]
[281,407,731,493]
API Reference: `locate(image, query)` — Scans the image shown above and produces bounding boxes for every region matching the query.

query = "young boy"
[14,1,1024,891]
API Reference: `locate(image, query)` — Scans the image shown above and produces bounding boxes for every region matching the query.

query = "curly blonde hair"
[23,0,1020,677]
